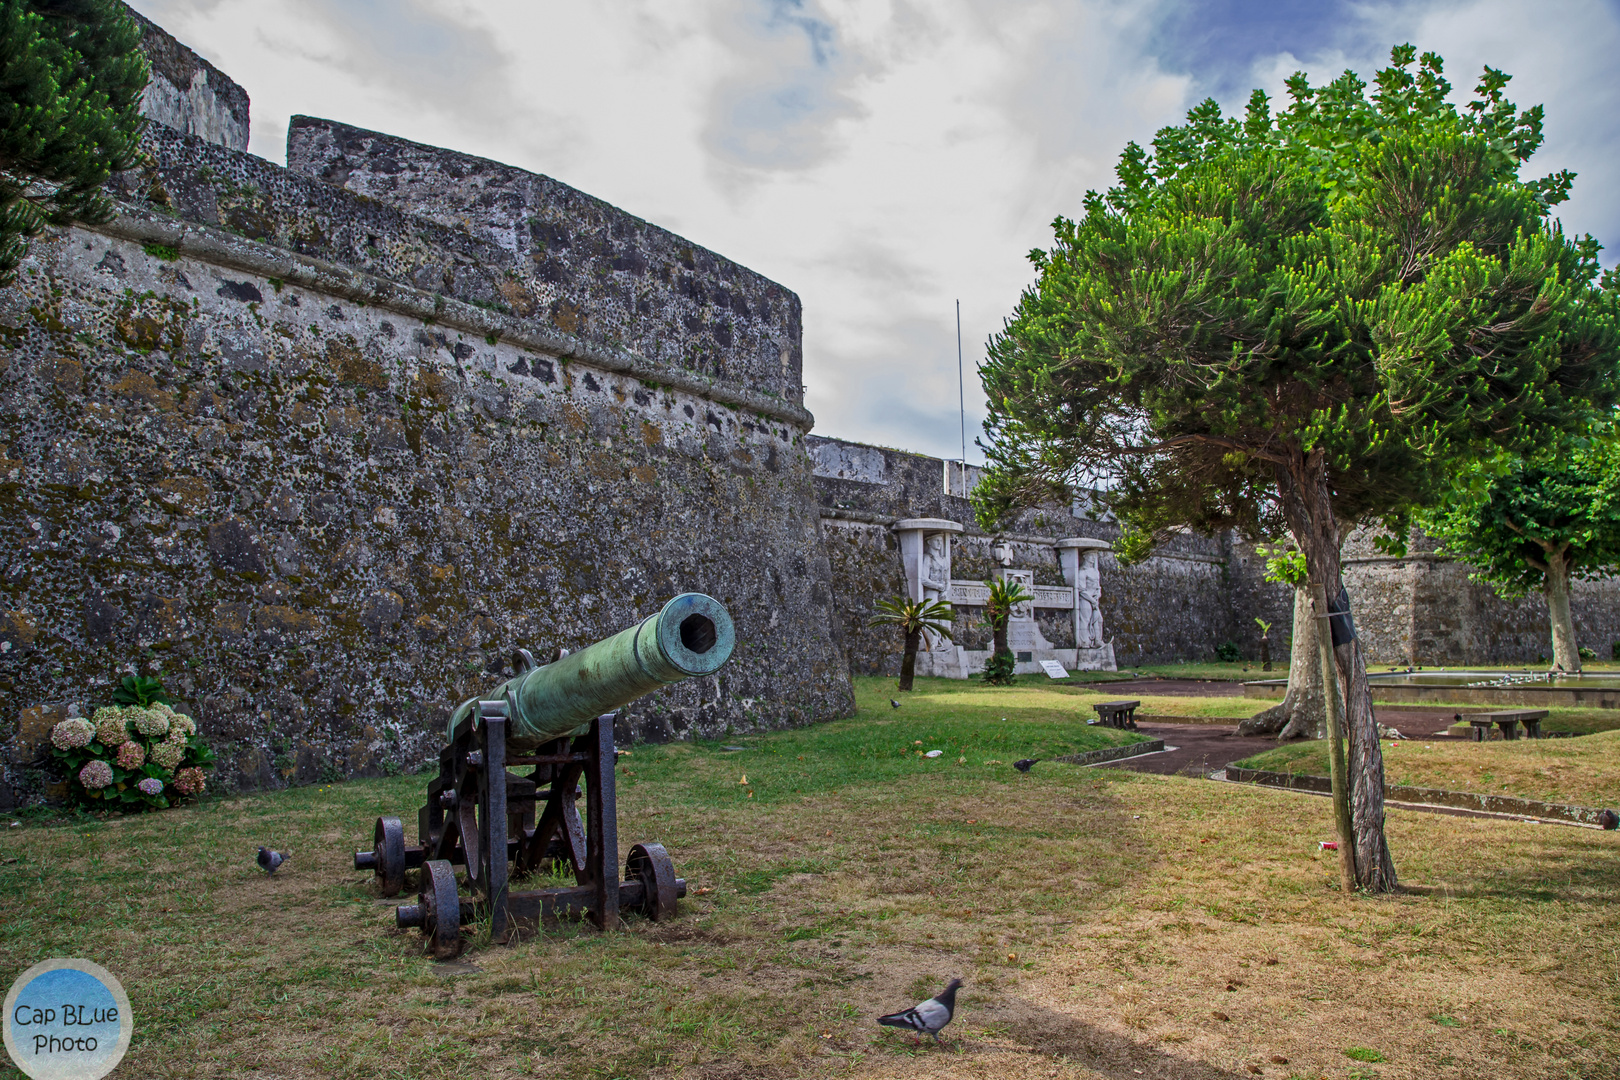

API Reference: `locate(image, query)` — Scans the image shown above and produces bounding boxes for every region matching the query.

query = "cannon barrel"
[449,593,735,747]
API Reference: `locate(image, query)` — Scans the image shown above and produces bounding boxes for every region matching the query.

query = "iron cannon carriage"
[353,593,734,956]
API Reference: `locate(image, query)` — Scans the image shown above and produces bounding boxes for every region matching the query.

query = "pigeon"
[1013,758,1039,773]
[257,847,288,874]
[890,699,901,709]
[1600,809,1619,831]
[877,978,962,1043]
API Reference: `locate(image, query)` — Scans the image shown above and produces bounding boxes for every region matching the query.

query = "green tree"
[0,0,149,283]
[869,596,955,692]
[1417,437,1620,671]
[974,47,1620,891]
[980,578,1031,686]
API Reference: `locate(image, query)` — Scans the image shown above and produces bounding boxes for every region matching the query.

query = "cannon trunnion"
[352,594,732,957]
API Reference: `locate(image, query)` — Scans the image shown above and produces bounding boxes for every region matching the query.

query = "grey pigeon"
[1013,758,1039,773]
[257,847,288,874]
[878,978,961,1043]
[890,699,901,709]
[1600,809,1619,831]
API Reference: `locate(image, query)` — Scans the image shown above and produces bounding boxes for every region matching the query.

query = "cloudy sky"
[128,0,1620,462]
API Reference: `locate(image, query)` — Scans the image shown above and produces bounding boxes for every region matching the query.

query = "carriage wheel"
[626,842,678,922]
[421,859,463,959]
[373,816,406,896]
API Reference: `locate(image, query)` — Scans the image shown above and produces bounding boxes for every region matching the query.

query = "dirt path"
[1103,706,1472,778]
[1096,722,1268,777]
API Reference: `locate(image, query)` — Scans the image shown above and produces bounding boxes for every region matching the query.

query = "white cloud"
[125,0,1620,463]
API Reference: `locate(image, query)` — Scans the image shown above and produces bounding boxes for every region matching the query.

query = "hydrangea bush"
[48,694,214,811]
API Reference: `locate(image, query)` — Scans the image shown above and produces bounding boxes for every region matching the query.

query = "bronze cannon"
[353,593,734,956]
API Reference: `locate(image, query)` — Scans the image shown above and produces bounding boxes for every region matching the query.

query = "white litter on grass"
[924,750,943,758]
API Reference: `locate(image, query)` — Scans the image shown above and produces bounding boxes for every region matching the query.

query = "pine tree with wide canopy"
[974,46,1620,892]
[0,0,148,284]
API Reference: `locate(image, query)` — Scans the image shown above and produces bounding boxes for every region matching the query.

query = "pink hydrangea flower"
[137,777,164,796]
[172,768,206,796]
[79,760,113,790]
[116,741,146,770]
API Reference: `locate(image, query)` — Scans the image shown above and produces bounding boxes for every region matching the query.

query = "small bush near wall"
[47,679,215,811]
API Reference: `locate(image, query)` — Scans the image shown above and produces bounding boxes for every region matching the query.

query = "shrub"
[49,683,213,812]
[1578,645,1596,661]
[1613,641,1620,661]
[982,651,1017,686]
[1215,641,1242,663]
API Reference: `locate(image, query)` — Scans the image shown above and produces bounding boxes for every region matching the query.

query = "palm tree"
[870,597,955,691]
[982,578,1032,685]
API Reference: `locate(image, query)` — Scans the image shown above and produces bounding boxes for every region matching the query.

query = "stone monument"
[1057,538,1116,670]
[895,519,963,604]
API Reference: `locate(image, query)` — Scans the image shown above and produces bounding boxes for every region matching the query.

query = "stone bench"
[1094,700,1141,730]
[1464,709,1549,741]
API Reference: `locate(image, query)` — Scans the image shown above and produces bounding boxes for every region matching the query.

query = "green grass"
[918,673,1268,721]
[0,674,1615,1079]
[621,676,1149,805]
[1231,729,1620,808]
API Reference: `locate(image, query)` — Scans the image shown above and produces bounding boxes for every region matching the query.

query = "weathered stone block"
[11,704,65,764]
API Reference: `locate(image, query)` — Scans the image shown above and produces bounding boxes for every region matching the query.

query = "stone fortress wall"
[3,10,1617,806]
[0,11,852,806]
[808,435,1620,675]
[808,436,1249,673]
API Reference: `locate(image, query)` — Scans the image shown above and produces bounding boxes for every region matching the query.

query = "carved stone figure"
[1005,569,1035,622]
[1076,551,1103,647]
[920,534,950,601]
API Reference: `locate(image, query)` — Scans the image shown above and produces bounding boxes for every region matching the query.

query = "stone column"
[894,518,963,603]
[894,518,965,676]
[1057,537,1116,671]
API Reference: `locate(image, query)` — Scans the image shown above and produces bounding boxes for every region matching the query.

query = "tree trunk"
[1275,460,1397,893]
[898,629,920,691]
[1543,548,1581,672]
[992,620,1009,658]
[1237,586,1326,739]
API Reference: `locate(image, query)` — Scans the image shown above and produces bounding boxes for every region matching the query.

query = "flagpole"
[956,299,966,494]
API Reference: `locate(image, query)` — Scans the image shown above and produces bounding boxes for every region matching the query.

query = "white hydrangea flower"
[95,712,131,747]
[165,712,196,742]
[130,708,171,738]
[148,740,185,771]
[50,718,95,750]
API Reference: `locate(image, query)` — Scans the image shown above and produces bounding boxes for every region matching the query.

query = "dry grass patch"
[1235,729,1620,808]
[0,676,1615,1079]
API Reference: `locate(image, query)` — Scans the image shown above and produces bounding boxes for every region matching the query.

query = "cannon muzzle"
[449,592,735,747]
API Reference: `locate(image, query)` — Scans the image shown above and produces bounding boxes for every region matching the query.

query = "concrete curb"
[1055,739,1166,767]
[1225,766,1611,827]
